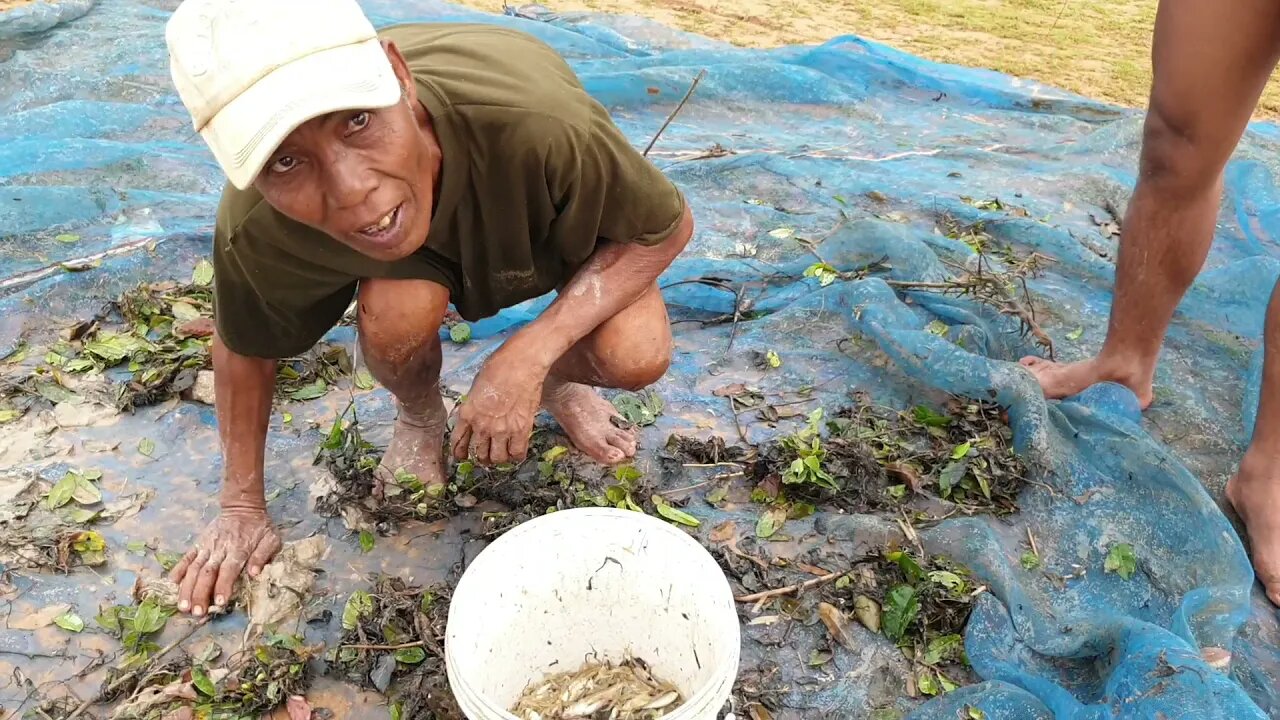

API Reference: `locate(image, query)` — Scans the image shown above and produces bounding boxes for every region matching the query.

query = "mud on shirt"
[212,23,685,358]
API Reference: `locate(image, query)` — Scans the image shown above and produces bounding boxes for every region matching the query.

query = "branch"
[643,69,707,157]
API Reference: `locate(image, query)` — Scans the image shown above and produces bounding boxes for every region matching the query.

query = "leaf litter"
[511,655,683,720]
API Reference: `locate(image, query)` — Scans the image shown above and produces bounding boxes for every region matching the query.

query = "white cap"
[166,0,403,189]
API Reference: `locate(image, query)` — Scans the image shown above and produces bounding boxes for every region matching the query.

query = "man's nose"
[325,149,378,210]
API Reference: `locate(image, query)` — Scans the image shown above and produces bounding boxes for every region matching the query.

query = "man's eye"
[270,155,297,174]
[350,111,370,131]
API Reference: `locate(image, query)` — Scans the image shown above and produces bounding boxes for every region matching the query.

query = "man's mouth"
[355,204,404,247]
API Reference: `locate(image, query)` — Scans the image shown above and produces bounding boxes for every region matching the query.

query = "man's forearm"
[514,205,693,367]
[212,334,277,510]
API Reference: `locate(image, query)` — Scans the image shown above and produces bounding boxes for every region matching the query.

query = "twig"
[66,617,211,720]
[657,472,743,498]
[735,571,843,603]
[1049,0,1070,31]
[1027,526,1040,558]
[341,640,425,651]
[643,69,706,157]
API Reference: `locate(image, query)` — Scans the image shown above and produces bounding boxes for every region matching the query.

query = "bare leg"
[540,282,673,464]
[358,277,451,489]
[1230,280,1280,605]
[1022,0,1280,408]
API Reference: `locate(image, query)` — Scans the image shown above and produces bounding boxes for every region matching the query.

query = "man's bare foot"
[541,379,637,465]
[1227,453,1280,606]
[376,399,448,494]
[1019,355,1155,409]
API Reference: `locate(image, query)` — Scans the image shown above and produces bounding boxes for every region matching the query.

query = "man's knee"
[356,277,449,369]
[601,341,672,392]
[1139,102,1230,194]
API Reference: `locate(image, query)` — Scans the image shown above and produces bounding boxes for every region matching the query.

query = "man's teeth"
[365,209,395,233]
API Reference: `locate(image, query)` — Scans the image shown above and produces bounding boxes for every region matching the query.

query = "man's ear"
[382,40,417,105]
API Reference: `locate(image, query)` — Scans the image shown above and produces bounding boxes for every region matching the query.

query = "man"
[1021,0,1279,605]
[162,0,692,617]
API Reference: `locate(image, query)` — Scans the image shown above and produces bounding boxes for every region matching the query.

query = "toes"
[1019,356,1047,369]
[606,430,638,458]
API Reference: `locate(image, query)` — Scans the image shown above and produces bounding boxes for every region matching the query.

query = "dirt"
[0,0,37,11]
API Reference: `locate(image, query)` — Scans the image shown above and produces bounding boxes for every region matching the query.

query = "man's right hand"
[170,506,281,617]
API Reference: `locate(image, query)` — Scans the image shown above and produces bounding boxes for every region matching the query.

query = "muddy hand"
[451,348,545,466]
[170,507,281,616]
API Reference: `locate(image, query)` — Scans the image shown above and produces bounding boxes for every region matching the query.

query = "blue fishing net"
[2,1,1278,718]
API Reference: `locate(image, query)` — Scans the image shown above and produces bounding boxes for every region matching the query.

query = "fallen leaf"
[767,227,795,239]
[709,521,737,544]
[712,383,748,397]
[192,259,215,287]
[854,595,881,633]
[138,437,156,457]
[174,317,215,338]
[1104,543,1137,580]
[11,603,72,630]
[55,233,80,243]
[817,602,855,650]
[449,323,472,344]
[54,611,84,632]
[1066,326,1084,341]
[245,536,329,636]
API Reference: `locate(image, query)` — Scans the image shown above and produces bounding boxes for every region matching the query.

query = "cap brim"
[200,38,402,190]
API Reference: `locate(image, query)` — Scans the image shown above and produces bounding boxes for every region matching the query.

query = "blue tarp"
[1,1,1278,718]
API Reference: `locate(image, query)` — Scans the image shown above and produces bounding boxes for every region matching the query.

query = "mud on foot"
[1228,455,1280,606]
[375,411,448,493]
[541,379,637,465]
[1019,355,1155,409]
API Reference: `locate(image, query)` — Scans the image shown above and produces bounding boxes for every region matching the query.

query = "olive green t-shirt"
[213,23,685,359]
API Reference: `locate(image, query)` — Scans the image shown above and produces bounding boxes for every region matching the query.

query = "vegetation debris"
[511,655,683,720]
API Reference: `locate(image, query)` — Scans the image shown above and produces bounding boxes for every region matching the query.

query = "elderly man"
[163,0,692,617]
[1022,0,1279,605]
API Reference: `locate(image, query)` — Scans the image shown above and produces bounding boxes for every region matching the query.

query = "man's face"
[253,43,434,262]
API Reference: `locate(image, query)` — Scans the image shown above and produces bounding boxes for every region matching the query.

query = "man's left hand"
[451,344,547,465]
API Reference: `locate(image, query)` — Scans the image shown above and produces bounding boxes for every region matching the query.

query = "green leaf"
[282,412,293,424]
[394,647,427,664]
[803,262,840,287]
[705,485,729,505]
[155,551,182,571]
[359,531,375,553]
[951,441,972,459]
[928,571,966,594]
[542,445,569,464]
[886,550,925,584]
[46,473,78,508]
[923,634,964,665]
[84,332,148,364]
[765,350,782,368]
[131,601,169,634]
[420,592,436,614]
[170,301,201,322]
[390,703,404,720]
[72,474,102,504]
[55,233,80,244]
[138,437,156,457]
[612,391,663,427]
[449,323,472,344]
[926,320,949,337]
[882,585,920,644]
[341,590,373,630]
[918,669,940,696]
[72,531,105,554]
[788,502,816,520]
[96,606,122,632]
[126,541,149,556]
[652,496,700,527]
[0,407,22,424]
[755,506,786,539]
[354,368,376,390]
[192,259,215,286]
[886,484,907,500]
[768,227,795,239]
[967,705,987,720]
[1104,543,1137,580]
[192,666,216,697]
[938,460,967,497]
[54,611,84,633]
[34,381,79,405]
[613,464,642,485]
[912,406,951,427]
[1020,552,1041,571]
[289,379,328,401]
[1066,326,1084,341]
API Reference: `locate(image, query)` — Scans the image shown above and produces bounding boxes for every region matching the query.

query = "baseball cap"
[166,0,403,190]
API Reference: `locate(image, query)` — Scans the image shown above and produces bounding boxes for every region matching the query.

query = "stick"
[643,70,706,157]
[735,571,843,603]
[341,640,425,651]
[657,472,743,498]
[65,617,210,720]
[1027,527,1040,558]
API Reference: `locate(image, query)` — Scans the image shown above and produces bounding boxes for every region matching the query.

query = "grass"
[456,0,1280,118]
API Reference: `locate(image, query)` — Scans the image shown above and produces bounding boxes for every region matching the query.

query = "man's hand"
[451,345,548,465]
[170,507,281,616]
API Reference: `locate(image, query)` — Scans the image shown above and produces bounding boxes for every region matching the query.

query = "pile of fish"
[510,656,684,720]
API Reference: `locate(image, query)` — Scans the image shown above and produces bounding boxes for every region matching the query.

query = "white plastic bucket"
[445,507,741,720]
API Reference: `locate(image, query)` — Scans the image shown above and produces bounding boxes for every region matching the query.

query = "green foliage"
[1105,543,1137,580]
[781,409,838,490]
